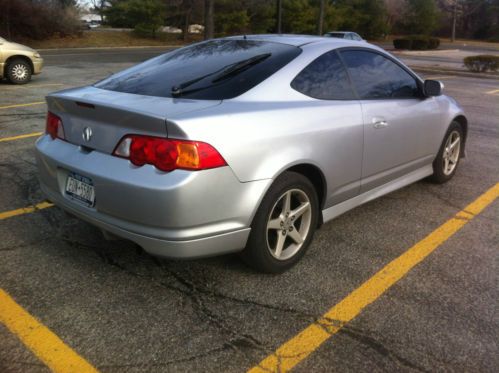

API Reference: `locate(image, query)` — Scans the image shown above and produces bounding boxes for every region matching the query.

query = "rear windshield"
[94,39,302,100]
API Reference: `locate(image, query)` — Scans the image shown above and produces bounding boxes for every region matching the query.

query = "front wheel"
[429,121,463,184]
[241,171,319,273]
[7,59,32,84]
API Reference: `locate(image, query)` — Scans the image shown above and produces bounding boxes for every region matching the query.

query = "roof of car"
[224,34,363,47]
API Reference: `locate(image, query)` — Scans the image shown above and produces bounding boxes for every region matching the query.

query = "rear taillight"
[113,135,227,172]
[46,112,65,140]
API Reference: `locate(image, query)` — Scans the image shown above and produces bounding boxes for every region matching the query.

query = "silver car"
[36,35,467,273]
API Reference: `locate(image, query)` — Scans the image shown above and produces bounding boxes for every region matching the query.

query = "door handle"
[373,120,388,129]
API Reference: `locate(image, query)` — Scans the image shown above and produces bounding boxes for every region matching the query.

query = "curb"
[410,66,499,80]
[37,45,182,52]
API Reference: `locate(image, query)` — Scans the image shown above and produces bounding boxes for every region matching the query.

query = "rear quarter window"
[291,50,355,100]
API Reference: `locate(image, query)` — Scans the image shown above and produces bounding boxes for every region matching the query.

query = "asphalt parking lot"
[1,47,498,372]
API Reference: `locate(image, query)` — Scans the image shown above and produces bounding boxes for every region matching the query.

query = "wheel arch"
[4,55,34,76]
[453,115,468,157]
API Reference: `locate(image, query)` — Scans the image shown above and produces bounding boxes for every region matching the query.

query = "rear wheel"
[7,59,32,84]
[429,121,463,184]
[241,172,319,273]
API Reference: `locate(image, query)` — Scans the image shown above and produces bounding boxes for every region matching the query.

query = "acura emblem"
[82,127,93,142]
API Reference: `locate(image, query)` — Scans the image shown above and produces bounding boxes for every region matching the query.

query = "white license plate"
[65,172,95,207]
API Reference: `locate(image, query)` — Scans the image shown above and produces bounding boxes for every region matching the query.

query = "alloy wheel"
[442,130,461,175]
[266,188,312,260]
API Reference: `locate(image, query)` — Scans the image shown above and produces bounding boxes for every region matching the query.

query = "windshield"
[326,33,346,38]
[94,39,302,100]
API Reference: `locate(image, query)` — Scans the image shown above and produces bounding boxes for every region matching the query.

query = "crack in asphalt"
[338,327,430,373]
[57,237,300,366]
[95,343,232,371]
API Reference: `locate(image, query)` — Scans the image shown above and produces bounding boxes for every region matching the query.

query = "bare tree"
[90,0,108,23]
[317,0,325,35]
[276,0,282,33]
[204,0,214,40]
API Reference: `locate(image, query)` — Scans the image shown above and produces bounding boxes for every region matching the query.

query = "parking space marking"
[0,102,45,110]
[0,132,43,143]
[485,89,499,95]
[249,182,499,373]
[0,289,98,373]
[0,202,53,220]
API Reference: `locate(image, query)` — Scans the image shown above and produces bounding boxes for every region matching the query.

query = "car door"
[340,49,441,192]
[290,49,363,206]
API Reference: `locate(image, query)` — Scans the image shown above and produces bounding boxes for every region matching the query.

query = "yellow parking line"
[0,132,43,143]
[485,89,499,95]
[0,202,53,220]
[249,182,499,373]
[0,288,99,373]
[0,101,45,110]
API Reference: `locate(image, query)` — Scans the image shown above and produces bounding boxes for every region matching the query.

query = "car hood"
[3,41,36,53]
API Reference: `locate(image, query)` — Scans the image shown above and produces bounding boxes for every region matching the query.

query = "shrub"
[463,55,499,72]
[393,36,440,50]
[393,38,412,49]
[428,37,440,49]
[409,35,429,50]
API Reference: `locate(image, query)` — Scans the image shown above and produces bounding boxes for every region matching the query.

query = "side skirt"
[322,164,433,223]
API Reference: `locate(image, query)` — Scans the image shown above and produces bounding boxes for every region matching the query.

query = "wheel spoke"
[274,232,286,258]
[444,157,450,172]
[288,228,303,245]
[267,218,282,230]
[290,201,310,219]
[450,138,460,150]
[282,191,292,215]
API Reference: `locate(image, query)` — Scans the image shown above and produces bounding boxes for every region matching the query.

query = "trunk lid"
[46,86,221,154]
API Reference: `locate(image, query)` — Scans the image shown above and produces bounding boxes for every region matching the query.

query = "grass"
[16,30,202,49]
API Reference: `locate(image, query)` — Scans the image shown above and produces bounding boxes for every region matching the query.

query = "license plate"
[65,172,95,207]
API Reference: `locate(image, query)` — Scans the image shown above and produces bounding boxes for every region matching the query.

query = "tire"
[241,171,319,273]
[7,58,32,84]
[429,121,463,184]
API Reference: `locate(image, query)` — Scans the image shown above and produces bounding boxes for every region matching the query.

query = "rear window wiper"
[171,53,271,97]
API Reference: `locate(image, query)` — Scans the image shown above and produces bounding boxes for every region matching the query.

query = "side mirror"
[424,80,444,97]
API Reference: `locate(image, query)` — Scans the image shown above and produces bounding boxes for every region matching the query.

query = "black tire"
[429,121,464,184]
[6,58,32,84]
[241,171,319,273]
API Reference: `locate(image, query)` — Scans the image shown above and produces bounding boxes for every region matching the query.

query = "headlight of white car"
[33,52,41,58]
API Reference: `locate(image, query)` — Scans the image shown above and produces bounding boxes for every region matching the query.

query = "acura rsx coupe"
[35,35,467,273]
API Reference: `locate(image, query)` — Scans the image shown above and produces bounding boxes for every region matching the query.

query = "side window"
[340,50,420,99]
[291,50,355,100]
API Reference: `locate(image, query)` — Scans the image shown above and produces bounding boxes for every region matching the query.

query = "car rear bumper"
[33,57,43,75]
[35,135,271,258]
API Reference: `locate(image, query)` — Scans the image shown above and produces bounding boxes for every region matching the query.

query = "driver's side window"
[340,50,421,99]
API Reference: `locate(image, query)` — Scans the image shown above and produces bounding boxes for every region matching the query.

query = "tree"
[276,0,282,33]
[105,0,165,36]
[318,0,325,35]
[204,0,214,39]
[405,0,439,35]
[333,0,389,39]
[90,0,108,22]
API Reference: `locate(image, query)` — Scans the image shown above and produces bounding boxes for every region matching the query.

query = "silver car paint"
[35,35,466,258]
